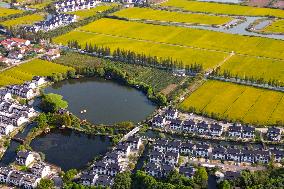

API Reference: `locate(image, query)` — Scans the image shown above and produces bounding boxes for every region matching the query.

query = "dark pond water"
[30,129,111,171]
[44,77,156,125]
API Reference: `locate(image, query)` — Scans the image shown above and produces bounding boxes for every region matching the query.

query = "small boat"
[80,111,83,114]
[83,109,87,113]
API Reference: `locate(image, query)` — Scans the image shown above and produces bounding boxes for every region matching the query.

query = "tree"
[63,169,78,184]
[40,93,68,113]
[37,179,55,189]
[194,167,208,188]
[113,171,132,189]
[218,180,231,189]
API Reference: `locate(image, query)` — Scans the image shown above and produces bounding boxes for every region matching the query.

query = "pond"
[44,77,156,125]
[30,129,112,171]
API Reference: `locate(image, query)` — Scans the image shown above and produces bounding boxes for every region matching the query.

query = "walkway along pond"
[44,77,157,125]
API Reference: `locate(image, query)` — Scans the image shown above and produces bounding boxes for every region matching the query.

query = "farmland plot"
[112,7,233,25]
[0,7,23,18]
[263,19,284,34]
[180,80,284,125]
[1,14,45,27]
[0,59,73,86]
[162,0,284,18]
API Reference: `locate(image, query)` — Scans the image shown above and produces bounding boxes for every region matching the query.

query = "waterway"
[44,77,156,125]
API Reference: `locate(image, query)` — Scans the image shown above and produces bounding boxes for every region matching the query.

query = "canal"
[44,77,157,125]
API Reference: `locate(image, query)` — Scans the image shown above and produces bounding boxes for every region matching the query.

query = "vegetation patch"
[112,7,233,25]
[0,13,45,27]
[162,0,284,18]
[0,7,24,18]
[179,80,284,126]
[0,59,74,86]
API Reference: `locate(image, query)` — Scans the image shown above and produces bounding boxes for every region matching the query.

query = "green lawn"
[0,13,45,27]
[0,7,24,18]
[180,80,284,126]
[112,7,232,26]
[0,59,74,86]
[162,0,284,18]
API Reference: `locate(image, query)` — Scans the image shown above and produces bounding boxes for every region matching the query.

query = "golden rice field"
[67,4,117,20]
[180,80,284,126]
[0,14,45,27]
[162,0,284,18]
[112,7,233,25]
[0,7,24,17]
[220,55,284,83]
[263,19,284,34]
[0,59,74,86]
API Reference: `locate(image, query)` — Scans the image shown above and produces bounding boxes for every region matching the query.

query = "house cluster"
[4,76,46,99]
[80,136,143,187]
[0,89,38,136]
[152,108,282,141]
[24,13,77,33]
[149,139,284,166]
[0,38,44,65]
[55,0,102,12]
[0,150,52,189]
[145,139,196,178]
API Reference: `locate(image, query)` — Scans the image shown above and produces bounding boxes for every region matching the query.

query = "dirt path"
[206,52,235,74]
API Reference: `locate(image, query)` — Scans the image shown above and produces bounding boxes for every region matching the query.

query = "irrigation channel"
[0,77,156,171]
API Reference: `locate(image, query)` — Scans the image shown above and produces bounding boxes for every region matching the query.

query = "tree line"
[68,40,203,74]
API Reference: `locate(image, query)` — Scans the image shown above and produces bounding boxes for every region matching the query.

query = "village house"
[167,140,181,153]
[212,146,226,160]
[149,150,164,164]
[179,166,196,178]
[195,144,211,158]
[7,170,25,187]
[107,163,123,177]
[145,162,161,178]
[104,152,123,164]
[125,136,142,150]
[153,139,168,152]
[180,142,195,155]
[170,119,183,131]
[196,121,210,135]
[182,120,196,133]
[16,151,36,167]
[164,109,178,120]
[228,125,242,138]
[80,173,98,186]
[152,116,166,128]
[115,143,131,157]
[0,123,15,135]
[94,175,113,187]
[226,148,242,162]
[242,126,255,139]
[160,163,175,178]
[0,166,13,183]
[210,123,223,137]
[242,150,255,163]
[32,76,46,87]
[267,127,281,141]
[164,151,179,165]
[254,150,270,164]
[30,162,51,178]
[92,161,108,175]
[21,174,41,189]
[271,150,284,163]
